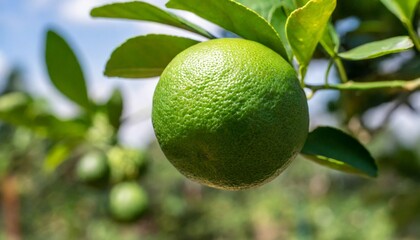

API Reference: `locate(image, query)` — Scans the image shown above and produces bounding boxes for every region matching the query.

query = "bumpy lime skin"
[152,38,309,190]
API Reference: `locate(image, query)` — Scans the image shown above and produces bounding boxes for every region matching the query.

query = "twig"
[368,92,413,136]
[305,78,420,92]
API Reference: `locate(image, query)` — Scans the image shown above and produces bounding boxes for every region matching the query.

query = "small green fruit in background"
[107,146,148,183]
[109,182,148,222]
[76,151,109,185]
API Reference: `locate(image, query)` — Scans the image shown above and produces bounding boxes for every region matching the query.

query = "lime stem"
[299,65,307,87]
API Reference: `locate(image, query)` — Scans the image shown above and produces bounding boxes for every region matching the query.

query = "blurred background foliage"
[1,0,420,239]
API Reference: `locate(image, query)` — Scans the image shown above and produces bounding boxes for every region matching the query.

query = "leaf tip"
[367,163,379,178]
[90,8,98,17]
[45,28,58,42]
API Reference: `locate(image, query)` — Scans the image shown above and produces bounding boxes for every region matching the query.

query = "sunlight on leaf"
[166,0,288,60]
[234,0,281,20]
[380,0,420,24]
[105,34,199,79]
[286,0,336,77]
[91,1,214,39]
[44,142,77,173]
[338,36,414,60]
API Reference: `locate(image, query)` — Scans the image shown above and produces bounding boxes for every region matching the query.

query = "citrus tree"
[88,0,420,189]
[0,0,419,238]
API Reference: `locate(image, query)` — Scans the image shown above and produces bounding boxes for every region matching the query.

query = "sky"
[0,0,419,148]
[0,0,215,147]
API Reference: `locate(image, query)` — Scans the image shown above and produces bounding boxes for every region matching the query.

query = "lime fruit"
[109,182,148,222]
[76,151,109,185]
[152,38,309,190]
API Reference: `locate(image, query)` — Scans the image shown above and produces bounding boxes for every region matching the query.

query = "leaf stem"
[299,65,307,87]
[324,58,334,85]
[333,56,348,82]
[406,23,420,51]
[305,78,420,91]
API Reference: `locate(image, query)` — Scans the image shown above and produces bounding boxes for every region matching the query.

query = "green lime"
[76,151,109,184]
[109,182,148,222]
[152,38,309,190]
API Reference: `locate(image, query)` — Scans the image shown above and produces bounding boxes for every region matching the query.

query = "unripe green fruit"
[152,38,309,190]
[76,151,109,185]
[109,182,148,222]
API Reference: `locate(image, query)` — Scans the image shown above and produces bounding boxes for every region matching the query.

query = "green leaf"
[320,22,340,57]
[380,0,420,24]
[0,93,88,140]
[105,88,124,130]
[338,36,414,60]
[105,34,199,79]
[45,30,91,111]
[91,1,214,39]
[44,141,77,173]
[301,127,378,178]
[282,0,299,14]
[286,0,336,76]
[380,0,420,50]
[234,0,282,20]
[166,0,288,60]
[269,6,293,61]
[295,0,311,7]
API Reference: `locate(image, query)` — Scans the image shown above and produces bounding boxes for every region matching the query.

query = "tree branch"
[305,78,420,92]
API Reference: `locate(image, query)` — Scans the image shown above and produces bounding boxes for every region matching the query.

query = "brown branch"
[1,175,21,240]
